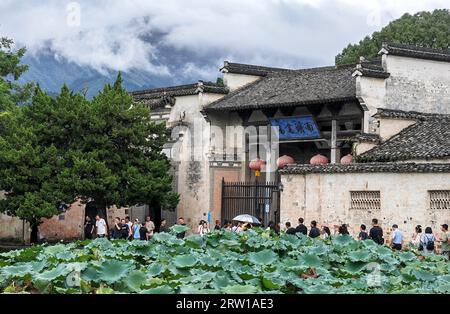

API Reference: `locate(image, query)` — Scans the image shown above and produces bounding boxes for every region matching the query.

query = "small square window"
[350,191,381,210]
[429,190,450,210]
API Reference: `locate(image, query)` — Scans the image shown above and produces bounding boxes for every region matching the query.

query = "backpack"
[421,234,435,251]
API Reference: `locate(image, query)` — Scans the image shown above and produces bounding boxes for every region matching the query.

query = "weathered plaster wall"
[223,73,260,91]
[378,118,416,141]
[280,172,450,237]
[0,213,30,243]
[384,56,450,113]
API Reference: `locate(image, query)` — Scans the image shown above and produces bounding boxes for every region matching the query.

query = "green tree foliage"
[0,73,178,233]
[335,9,450,65]
[0,37,34,106]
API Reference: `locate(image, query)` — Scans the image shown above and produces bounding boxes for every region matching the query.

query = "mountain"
[17,50,197,98]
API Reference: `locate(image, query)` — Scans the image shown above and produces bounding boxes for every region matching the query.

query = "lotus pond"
[0,226,449,294]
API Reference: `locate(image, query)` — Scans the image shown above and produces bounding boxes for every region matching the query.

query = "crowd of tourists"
[84,214,449,260]
[281,218,449,259]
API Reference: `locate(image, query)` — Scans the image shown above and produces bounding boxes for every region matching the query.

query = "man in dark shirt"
[369,218,384,245]
[120,219,129,239]
[358,224,369,240]
[285,222,297,235]
[176,217,187,239]
[295,217,308,235]
[139,222,148,240]
[309,220,321,238]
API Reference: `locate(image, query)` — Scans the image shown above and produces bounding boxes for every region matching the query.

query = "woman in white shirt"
[197,220,210,237]
[411,225,422,248]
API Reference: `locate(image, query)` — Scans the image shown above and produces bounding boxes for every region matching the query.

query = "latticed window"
[429,190,450,210]
[350,191,381,210]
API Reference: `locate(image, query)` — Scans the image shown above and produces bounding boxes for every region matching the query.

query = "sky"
[0,0,448,82]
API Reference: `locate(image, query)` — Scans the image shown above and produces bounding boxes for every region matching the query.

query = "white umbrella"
[232,214,261,225]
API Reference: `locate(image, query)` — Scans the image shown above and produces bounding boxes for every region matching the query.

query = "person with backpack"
[358,224,369,240]
[369,218,384,245]
[419,227,436,254]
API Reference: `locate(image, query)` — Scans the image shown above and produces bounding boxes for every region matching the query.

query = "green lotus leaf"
[344,261,369,273]
[347,250,372,262]
[249,249,278,265]
[173,254,198,268]
[332,235,353,246]
[299,253,321,267]
[126,270,147,292]
[35,264,73,281]
[97,260,133,284]
[303,284,333,294]
[147,263,165,276]
[397,251,417,263]
[1,264,33,278]
[170,224,190,234]
[141,286,173,294]
[221,284,258,294]
[412,269,436,281]
[185,235,205,248]
[96,286,115,294]
[81,267,100,282]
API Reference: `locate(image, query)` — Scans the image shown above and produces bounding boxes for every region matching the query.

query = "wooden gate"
[221,179,280,227]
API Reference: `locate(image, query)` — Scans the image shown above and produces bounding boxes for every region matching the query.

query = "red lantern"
[276,155,295,169]
[249,158,265,177]
[310,154,329,165]
[340,154,353,165]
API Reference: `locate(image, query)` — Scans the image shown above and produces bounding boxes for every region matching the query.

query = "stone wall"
[280,172,450,238]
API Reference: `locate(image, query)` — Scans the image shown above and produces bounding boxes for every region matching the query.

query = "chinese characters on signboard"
[269,116,320,140]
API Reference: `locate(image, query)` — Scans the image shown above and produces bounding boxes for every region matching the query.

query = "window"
[350,191,381,210]
[429,190,450,210]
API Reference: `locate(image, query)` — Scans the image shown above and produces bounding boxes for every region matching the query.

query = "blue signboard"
[269,116,320,140]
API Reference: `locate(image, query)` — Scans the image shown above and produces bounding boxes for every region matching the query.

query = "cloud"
[0,0,447,80]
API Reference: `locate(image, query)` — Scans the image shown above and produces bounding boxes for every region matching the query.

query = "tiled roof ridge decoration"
[353,133,381,143]
[353,56,390,79]
[358,109,450,162]
[280,162,450,174]
[221,61,292,76]
[131,80,229,98]
[375,108,450,120]
[380,42,450,62]
[221,61,356,76]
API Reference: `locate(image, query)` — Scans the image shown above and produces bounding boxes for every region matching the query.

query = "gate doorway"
[221,179,281,227]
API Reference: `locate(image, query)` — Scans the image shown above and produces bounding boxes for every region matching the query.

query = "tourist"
[295,217,308,235]
[390,224,403,251]
[285,222,296,235]
[125,216,133,240]
[214,220,221,231]
[411,225,423,248]
[358,224,369,240]
[139,222,148,240]
[419,227,436,254]
[159,219,169,233]
[231,222,240,232]
[84,216,95,240]
[309,220,321,238]
[132,218,141,240]
[224,220,233,231]
[321,225,331,239]
[198,220,210,237]
[176,217,187,239]
[120,218,130,239]
[95,215,107,238]
[338,224,349,235]
[439,224,449,260]
[267,221,280,235]
[111,217,121,239]
[242,222,252,231]
[369,218,384,245]
[145,216,155,240]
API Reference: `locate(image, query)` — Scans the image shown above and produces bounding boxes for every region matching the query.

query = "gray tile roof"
[380,43,450,63]
[359,111,450,162]
[132,81,229,99]
[221,61,291,76]
[205,64,358,111]
[374,108,450,120]
[280,162,450,174]
[354,57,390,79]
